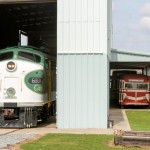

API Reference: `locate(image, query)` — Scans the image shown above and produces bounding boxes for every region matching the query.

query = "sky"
[112,0,150,53]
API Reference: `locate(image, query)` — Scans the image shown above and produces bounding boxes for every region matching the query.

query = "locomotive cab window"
[0,52,13,61]
[18,51,41,63]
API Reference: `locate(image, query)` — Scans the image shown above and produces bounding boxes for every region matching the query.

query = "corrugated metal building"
[57,0,112,128]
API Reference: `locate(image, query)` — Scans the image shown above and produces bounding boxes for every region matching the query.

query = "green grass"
[126,111,150,131]
[22,134,142,150]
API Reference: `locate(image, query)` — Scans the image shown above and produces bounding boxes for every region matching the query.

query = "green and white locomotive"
[0,46,52,128]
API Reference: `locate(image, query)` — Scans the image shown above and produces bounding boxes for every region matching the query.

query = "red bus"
[119,74,150,107]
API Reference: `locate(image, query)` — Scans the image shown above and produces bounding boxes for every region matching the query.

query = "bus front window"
[125,83,132,89]
[137,84,148,89]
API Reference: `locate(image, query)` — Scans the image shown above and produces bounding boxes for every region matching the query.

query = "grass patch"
[21,134,143,150]
[126,111,150,131]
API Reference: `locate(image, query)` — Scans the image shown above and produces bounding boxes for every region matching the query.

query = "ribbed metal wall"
[57,0,111,128]
[57,54,109,128]
[57,0,110,54]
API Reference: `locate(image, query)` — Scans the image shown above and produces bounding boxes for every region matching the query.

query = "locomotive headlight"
[7,61,16,71]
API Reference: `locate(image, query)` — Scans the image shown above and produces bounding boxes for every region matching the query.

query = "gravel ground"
[0,133,37,149]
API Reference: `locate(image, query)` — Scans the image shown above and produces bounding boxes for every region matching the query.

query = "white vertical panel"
[100,21,107,53]
[88,22,94,53]
[93,22,100,52]
[70,0,76,21]
[63,55,70,127]
[87,55,94,127]
[100,0,107,22]
[94,0,100,21]
[82,22,88,53]
[64,23,70,52]
[57,23,64,53]
[64,0,70,22]
[69,55,76,127]
[58,0,110,53]
[93,55,101,126]
[87,0,94,21]
[75,55,82,127]
[57,0,64,22]
[57,55,64,127]
[76,22,82,52]
[82,0,88,21]
[76,0,82,21]
[69,22,76,52]
[57,54,109,128]
[80,55,88,127]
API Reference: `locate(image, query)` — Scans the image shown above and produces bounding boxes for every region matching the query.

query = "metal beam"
[0,0,56,4]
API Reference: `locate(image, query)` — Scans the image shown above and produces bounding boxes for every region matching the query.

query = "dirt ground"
[10,134,46,150]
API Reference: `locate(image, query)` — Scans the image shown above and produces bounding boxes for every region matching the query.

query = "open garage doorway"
[110,62,150,108]
[0,0,57,127]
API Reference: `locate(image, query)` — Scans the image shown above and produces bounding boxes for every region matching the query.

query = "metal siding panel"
[100,21,107,54]
[57,23,64,53]
[76,0,82,21]
[100,0,107,22]
[94,0,100,21]
[76,22,82,52]
[82,22,88,53]
[63,55,70,127]
[69,55,76,127]
[70,0,76,21]
[82,0,88,21]
[57,54,109,128]
[88,22,94,53]
[75,55,82,128]
[88,0,94,21]
[58,0,110,54]
[57,55,64,127]
[57,0,64,22]
[64,23,70,52]
[99,55,108,127]
[87,55,94,127]
[93,55,102,127]
[64,0,69,22]
[81,55,88,127]
[70,22,76,52]
[94,22,100,52]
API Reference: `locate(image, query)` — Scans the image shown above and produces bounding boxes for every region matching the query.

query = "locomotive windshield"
[125,83,148,89]
[18,51,41,63]
[0,52,13,61]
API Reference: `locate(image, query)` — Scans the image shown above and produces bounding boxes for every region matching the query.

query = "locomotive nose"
[6,61,17,71]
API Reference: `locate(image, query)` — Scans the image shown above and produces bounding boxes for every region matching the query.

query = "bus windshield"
[125,83,148,89]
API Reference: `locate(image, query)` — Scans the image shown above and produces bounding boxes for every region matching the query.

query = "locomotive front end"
[0,47,51,128]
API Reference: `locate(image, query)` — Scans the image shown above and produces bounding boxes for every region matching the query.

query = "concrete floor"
[0,109,131,135]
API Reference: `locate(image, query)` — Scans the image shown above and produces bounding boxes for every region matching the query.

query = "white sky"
[112,0,150,53]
